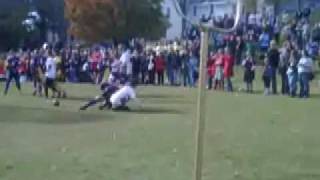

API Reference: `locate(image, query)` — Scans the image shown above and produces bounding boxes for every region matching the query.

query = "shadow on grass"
[139,94,185,99]
[0,105,109,125]
[64,95,98,102]
[129,107,185,115]
[309,94,320,99]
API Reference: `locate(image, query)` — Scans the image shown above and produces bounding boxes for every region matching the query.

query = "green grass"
[1,70,320,180]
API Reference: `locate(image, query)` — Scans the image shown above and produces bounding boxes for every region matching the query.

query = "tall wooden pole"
[193,29,209,180]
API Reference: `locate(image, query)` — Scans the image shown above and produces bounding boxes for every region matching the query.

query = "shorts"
[45,78,56,89]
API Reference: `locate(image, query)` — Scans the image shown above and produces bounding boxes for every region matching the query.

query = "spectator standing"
[140,53,148,84]
[242,52,256,93]
[279,43,290,95]
[131,50,141,84]
[227,34,237,57]
[298,50,314,98]
[214,49,224,90]
[235,36,244,65]
[246,34,257,58]
[181,52,190,87]
[155,53,166,85]
[3,52,22,95]
[166,49,175,85]
[267,41,280,94]
[0,57,5,80]
[259,30,271,53]
[119,47,132,81]
[287,51,299,97]
[207,51,216,90]
[175,51,183,85]
[262,56,272,95]
[223,47,235,92]
[147,53,155,84]
[188,52,199,87]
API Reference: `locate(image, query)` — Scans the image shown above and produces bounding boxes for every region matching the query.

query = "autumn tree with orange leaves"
[65,0,168,42]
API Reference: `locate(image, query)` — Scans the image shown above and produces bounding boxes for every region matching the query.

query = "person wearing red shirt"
[223,47,235,92]
[0,57,5,80]
[154,53,166,85]
[207,51,216,89]
[214,49,224,90]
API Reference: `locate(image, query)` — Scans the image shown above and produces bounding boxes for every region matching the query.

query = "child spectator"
[298,50,314,98]
[262,56,272,95]
[207,51,216,90]
[214,49,224,90]
[242,52,256,93]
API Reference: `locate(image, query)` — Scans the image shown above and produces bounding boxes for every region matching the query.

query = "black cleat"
[98,106,105,110]
[79,106,87,111]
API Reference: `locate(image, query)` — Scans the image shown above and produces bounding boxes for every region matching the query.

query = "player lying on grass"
[79,80,120,111]
[80,76,139,111]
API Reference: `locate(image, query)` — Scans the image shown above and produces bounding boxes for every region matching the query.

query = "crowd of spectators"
[1,9,320,98]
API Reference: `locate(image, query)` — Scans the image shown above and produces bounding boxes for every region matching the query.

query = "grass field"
[1,71,320,180]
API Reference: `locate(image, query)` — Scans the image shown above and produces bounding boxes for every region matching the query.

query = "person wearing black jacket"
[131,51,141,84]
[267,41,280,94]
[140,53,148,84]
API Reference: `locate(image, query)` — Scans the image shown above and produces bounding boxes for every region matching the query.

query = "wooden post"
[193,29,209,180]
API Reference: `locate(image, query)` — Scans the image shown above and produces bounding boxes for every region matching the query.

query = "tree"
[0,7,29,51]
[0,0,66,51]
[65,0,169,42]
[244,0,258,12]
[243,0,291,13]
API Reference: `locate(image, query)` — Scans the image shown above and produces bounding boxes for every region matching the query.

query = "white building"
[186,0,235,23]
[162,0,183,40]
[162,0,235,40]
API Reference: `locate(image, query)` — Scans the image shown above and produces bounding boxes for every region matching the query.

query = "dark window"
[210,4,214,14]
[193,6,197,16]
[166,7,171,18]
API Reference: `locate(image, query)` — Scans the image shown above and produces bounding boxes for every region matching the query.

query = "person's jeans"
[167,68,174,85]
[225,77,233,92]
[4,72,21,95]
[188,69,195,87]
[141,71,146,84]
[174,69,181,85]
[288,72,298,97]
[279,67,289,95]
[132,72,140,84]
[270,67,277,94]
[299,72,311,98]
[263,75,271,89]
[157,71,164,85]
[182,70,190,87]
[208,76,213,89]
[148,70,155,84]
[68,69,78,83]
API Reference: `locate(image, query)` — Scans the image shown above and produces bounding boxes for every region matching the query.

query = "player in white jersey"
[110,81,138,111]
[44,51,59,98]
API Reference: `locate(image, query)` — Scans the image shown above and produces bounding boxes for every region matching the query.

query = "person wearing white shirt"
[248,13,256,26]
[44,51,59,98]
[119,49,132,78]
[110,83,137,110]
[298,50,314,98]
